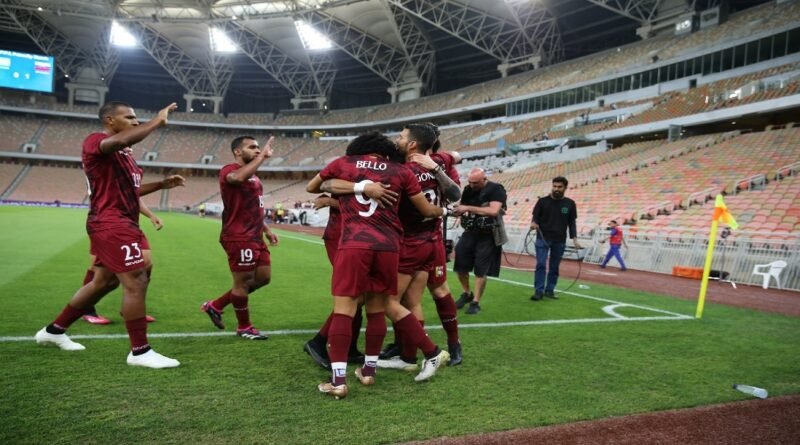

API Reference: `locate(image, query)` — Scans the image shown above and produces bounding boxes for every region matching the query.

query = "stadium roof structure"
[0,0,770,113]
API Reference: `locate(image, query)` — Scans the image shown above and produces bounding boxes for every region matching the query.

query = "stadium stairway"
[0,164,31,200]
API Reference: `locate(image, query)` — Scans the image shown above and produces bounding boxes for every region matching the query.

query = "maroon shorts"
[90,227,150,274]
[399,241,436,276]
[221,240,271,272]
[332,249,398,297]
[324,238,339,266]
[427,240,448,287]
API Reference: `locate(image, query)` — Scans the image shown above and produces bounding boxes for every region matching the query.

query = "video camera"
[460,214,497,232]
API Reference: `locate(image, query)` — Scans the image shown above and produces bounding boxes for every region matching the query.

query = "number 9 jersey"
[320,154,421,252]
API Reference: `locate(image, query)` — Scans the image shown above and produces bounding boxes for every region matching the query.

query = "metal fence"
[447,223,800,291]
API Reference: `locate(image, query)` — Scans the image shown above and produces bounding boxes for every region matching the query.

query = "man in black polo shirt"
[452,168,507,315]
[530,176,582,301]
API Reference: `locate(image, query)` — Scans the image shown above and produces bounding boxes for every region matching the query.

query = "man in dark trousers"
[530,176,582,301]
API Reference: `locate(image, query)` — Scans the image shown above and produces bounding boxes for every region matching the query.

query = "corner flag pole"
[696,218,719,319]
[696,194,738,319]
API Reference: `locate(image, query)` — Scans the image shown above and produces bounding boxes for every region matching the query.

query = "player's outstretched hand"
[161,175,186,189]
[365,183,398,208]
[261,136,275,159]
[157,103,178,125]
[264,229,279,246]
[409,153,438,171]
[150,215,164,231]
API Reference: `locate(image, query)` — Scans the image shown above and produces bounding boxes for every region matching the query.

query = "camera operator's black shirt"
[532,195,577,243]
[461,181,507,212]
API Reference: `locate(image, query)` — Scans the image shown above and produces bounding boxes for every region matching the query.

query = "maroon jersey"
[219,163,265,242]
[399,152,458,245]
[320,155,421,252]
[82,132,143,234]
[431,152,460,186]
[322,201,341,241]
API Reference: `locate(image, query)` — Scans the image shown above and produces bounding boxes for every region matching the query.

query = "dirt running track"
[276,224,800,444]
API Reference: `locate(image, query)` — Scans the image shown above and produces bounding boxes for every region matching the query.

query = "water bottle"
[578,284,590,290]
[733,384,768,399]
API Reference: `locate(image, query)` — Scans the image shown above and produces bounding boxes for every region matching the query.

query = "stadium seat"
[752,260,787,290]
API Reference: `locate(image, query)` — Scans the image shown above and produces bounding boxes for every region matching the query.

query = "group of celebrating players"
[34,102,465,399]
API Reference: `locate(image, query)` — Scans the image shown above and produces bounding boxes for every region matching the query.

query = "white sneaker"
[35,327,85,351]
[126,349,180,369]
[415,349,450,382]
[377,356,418,371]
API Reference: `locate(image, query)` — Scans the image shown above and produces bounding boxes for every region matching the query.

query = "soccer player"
[82,199,161,325]
[35,101,184,369]
[378,124,464,370]
[306,131,447,399]
[303,193,365,369]
[200,135,278,340]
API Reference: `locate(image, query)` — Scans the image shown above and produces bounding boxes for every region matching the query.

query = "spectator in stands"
[599,220,628,271]
[530,176,582,301]
[198,203,206,217]
[453,168,508,315]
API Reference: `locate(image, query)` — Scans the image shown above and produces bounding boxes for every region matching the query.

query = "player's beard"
[552,190,564,199]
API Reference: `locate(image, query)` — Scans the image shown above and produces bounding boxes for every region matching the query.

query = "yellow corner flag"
[712,195,738,230]
[696,194,737,318]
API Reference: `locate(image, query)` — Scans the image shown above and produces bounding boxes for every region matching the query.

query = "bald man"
[451,168,507,314]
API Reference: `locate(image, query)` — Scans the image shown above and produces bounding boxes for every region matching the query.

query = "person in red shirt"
[35,101,185,369]
[306,131,447,399]
[201,135,278,340]
[599,219,628,271]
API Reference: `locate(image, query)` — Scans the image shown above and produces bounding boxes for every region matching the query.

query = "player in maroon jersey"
[306,131,447,399]
[302,193,367,369]
[200,135,278,340]
[35,101,185,369]
[82,200,161,325]
[371,124,460,372]
[378,123,465,367]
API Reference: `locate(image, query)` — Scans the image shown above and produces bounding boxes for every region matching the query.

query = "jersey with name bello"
[320,155,420,252]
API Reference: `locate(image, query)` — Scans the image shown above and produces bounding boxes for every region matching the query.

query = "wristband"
[354,181,366,195]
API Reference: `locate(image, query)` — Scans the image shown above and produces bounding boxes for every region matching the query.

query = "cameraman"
[452,168,507,315]
[530,176,581,301]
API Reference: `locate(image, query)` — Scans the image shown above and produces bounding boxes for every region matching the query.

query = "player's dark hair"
[346,131,398,160]
[98,101,132,122]
[553,176,569,187]
[423,122,441,153]
[404,123,437,152]
[231,135,256,152]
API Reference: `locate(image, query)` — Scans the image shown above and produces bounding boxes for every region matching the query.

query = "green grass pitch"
[1,206,799,444]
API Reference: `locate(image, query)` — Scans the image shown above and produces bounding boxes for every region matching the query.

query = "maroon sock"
[390,321,399,345]
[125,317,150,355]
[328,313,353,385]
[401,320,424,361]
[350,304,364,352]
[82,269,95,286]
[434,294,460,345]
[318,312,334,338]
[396,313,437,357]
[52,304,85,331]
[364,312,386,358]
[211,290,233,311]
[230,293,251,330]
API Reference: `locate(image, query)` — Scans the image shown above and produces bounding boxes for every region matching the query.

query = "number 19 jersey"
[319,155,421,252]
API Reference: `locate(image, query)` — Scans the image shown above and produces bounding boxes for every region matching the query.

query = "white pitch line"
[276,229,692,320]
[0,315,687,343]
[1,229,694,344]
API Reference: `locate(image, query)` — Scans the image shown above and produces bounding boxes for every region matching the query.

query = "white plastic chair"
[752,260,787,290]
